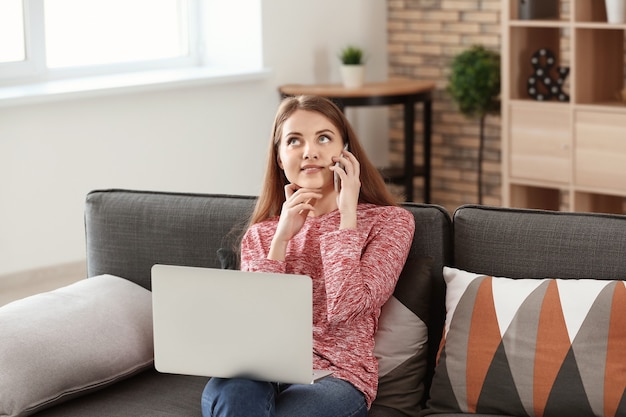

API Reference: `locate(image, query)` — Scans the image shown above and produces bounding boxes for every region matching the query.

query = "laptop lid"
[151,264,331,384]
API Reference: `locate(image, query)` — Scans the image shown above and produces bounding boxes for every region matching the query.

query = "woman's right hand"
[267,184,322,261]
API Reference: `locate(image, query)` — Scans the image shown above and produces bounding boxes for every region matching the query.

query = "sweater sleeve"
[321,206,415,324]
[240,221,286,274]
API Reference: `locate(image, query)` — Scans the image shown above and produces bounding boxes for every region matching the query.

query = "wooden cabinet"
[502,0,626,213]
[575,110,626,193]
[509,103,570,183]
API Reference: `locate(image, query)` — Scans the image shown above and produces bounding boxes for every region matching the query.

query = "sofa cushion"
[372,256,433,417]
[424,267,626,417]
[33,369,208,417]
[0,275,154,417]
[452,205,626,281]
[85,190,256,291]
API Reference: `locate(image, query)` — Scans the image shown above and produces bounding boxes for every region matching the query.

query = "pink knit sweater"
[240,204,415,407]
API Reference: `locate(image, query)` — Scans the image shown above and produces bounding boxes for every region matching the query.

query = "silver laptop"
[151,264,333,384]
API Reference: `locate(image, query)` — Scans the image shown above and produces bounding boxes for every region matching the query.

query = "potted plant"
[339,45,365,88]
[447,44,500,205]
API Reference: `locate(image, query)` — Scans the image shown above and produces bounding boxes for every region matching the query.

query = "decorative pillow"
[0,274,154,417]
[371,256,433,417]
[424,266,626,417]
[217,247,239,270]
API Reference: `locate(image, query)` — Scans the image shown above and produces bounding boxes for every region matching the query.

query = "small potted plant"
[339,45,365,88]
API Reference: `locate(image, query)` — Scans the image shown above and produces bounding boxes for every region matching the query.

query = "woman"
[201,95,415,417]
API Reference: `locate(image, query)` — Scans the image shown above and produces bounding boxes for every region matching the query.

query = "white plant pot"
[340,65,365,88]
[605,0,626,23]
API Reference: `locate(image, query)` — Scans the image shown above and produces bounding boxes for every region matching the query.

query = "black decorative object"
[519,0,559,20]
[527,48,570,102]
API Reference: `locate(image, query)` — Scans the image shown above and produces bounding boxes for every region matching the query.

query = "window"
[0,0,265,104]
[45,0,191,69]
[0,0,26,64]
[0,0,201,83]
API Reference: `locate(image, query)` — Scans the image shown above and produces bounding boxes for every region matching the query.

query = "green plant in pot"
[339,46,364,65]
[447,44,500,205]
[339,45,365,88]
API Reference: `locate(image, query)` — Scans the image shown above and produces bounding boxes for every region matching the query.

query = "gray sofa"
[2,189,625,417]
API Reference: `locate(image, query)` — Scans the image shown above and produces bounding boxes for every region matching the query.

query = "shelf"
[574,192,625,214]
[508,26,567,101]
[576,102,626,111]
[575,0,617,23]
[509,177,571,189]
[510,184,563,211]
[509,182,626,215]
[575,27,625,104]
[502,0,626,215]
[509,20,569,28]
[508,0,562,21]
[574,22,626,29]
[508,99,570,107]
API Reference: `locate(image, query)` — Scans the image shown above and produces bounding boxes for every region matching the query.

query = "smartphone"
[334,143,349,193]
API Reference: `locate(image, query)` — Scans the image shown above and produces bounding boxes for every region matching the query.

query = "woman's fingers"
[333,150,359,178]
[333,151,360,191]
[283,185,322,211]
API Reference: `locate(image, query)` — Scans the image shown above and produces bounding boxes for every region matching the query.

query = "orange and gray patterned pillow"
[371,256,433,417]
[424,266,626,417]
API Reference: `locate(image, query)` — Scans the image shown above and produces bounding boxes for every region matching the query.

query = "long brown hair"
[249,95,398,225]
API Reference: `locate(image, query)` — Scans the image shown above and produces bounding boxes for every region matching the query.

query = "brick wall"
[387,0,502,214]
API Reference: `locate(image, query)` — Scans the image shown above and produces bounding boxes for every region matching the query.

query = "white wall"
[0,0,388,277]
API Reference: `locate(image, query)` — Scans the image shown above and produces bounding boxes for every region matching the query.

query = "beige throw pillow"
[0,274,154,417]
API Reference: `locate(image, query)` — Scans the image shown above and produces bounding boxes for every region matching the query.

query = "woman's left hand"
[331,149,360,229]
